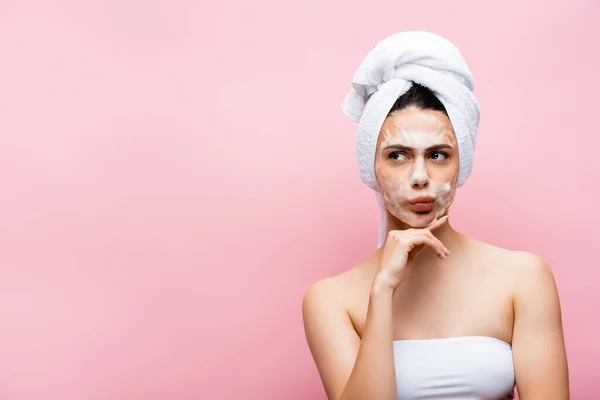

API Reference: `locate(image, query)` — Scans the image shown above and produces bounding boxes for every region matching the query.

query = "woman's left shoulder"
[469,237,550,270]
[497,248,545,264]
[499,249,553,275]
[470,239,556,282]
[493,249,558,294]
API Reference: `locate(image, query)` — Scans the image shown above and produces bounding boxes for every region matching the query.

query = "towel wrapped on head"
[341,31,481,247]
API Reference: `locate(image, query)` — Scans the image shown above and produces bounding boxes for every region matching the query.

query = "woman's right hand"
[374,215,450,291]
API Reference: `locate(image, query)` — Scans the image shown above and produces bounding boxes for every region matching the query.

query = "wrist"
[371,274,397,296]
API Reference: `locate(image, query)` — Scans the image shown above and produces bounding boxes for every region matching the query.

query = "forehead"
[378,108,456,145]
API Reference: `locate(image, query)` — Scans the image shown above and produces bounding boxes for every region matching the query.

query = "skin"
[302,107,569,399]
[375,106,457,227]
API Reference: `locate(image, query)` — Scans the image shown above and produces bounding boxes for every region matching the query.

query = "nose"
[411,175,429,189]
[410,159,429,189]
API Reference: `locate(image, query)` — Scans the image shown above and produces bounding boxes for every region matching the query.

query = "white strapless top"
[393,336,515,399]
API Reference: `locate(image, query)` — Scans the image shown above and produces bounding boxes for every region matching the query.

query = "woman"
[302,31,569,400]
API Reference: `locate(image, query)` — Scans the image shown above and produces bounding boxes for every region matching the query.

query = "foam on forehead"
[342,31,480,191]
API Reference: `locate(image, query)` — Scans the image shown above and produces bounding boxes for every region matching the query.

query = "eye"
[388,151,408,161]
[430,151,449,160]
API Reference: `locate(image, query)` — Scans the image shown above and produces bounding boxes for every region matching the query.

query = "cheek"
[377,171,406,202]
[432,159,459,194]
[435,179,457,205]
[439,181,452,194]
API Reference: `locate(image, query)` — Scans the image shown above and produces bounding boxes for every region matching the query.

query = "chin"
[397,210,439,228]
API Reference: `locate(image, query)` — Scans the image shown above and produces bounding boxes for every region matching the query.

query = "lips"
[409,196,435,204]
[408,196,435,212]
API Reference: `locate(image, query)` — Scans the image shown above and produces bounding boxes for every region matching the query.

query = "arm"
[302,277,397,400]
[303,217,449,399]
[511,252,570,399]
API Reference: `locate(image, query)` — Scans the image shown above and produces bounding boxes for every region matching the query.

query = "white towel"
[341,31,480,247]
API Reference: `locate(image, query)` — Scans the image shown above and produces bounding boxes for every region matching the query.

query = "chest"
[349,265,514,342]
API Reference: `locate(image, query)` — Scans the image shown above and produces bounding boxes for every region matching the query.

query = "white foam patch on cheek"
[440,181,451,193]
[434,180,455,218]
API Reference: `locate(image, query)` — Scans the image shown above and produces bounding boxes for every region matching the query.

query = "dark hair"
[387,83,448,117]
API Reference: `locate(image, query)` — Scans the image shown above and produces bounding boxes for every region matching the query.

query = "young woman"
[302,31,569,400]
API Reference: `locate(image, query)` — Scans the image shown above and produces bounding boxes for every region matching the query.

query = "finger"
[427,215,449,232]
[406,234,447,259]
[422,230,449,257]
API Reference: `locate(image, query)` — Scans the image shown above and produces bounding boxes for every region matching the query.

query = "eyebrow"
[384,144,454,151]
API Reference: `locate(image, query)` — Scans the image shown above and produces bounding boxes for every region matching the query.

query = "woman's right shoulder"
[301,267,373,399]
[302,275,346,315]
[302,262,375,319]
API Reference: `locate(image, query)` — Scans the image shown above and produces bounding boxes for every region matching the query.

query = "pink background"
[0,0,598,399]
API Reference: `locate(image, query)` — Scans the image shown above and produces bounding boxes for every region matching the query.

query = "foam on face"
[375,109,459,228]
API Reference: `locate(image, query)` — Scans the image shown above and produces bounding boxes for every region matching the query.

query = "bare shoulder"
[499,249,556,284]
[301,274,351,350]
[462,238,558,298]
[469,237,552,274]
[301,265,373,399]
[302,262,374,314]
[302,276,344,313]
[469,237,558,296]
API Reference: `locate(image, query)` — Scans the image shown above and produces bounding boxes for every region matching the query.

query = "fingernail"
[444,248,451,255]
[440,215,448,220]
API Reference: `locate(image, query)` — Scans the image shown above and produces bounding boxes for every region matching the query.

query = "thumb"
[428,215,449,232]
